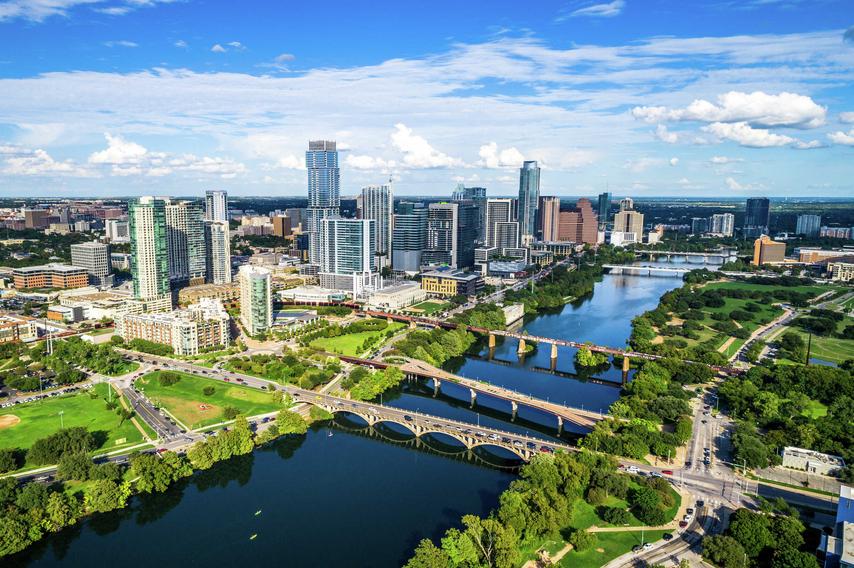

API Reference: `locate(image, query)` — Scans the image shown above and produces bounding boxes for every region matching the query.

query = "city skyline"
[0,0,852,197]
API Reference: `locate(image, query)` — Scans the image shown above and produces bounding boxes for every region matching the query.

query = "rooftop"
[14,263,86,274]
[783,446,846,466]
[422,268,481,281]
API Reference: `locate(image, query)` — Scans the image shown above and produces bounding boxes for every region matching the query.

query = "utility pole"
[805,332,812,365]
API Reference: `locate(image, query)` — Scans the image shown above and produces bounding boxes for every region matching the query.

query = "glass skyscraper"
[517,161,540,244]
[597,192,611,230]
[306,140,340,264]
[795,214,821,238]
[744,197,770,238]
[129,196,171,311]
[392,202,427,273]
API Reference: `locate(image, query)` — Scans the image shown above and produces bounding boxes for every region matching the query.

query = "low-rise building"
[797,247,854,264]
[752,235,786,266]
[488,260,527,279]
[0,313,38,342]
[13,263,89,290]
[781,446,845,476]
[47,305,84,323]
[530,250,554,267]
[116,299,230,356]
[420,269,483,298]
[366,281,427,310]
[278,285,348,305]
[58,288,144,320]
[828,262,854,282]
[178,282,240,307]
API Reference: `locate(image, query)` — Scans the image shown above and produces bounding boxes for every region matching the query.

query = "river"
[10,263,689,567]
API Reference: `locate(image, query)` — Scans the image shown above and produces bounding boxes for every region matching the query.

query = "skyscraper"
[164,199,206,288]
[613,199,644,244]
[129,196,171,311]
[306,140,340,264]
[70,241,112,288]
[538,196,561,241]
[744,197,770,238]
[318,218,381,294]
[423,202,476,269]
[517,161,540,245]
[709,213,735,237]
[597,192,611,230]
[361,184,393,269]
[557,199,598,244]
[205,221,232,284]
[452,185,487,243]
[238,265,272,336]
[795,214,821,238]
[619,197,634,212]
[691,217,710,235]
[485,198,514,248]
[494,221,520,250]
[204,190,228,222]
[392,202,427,274]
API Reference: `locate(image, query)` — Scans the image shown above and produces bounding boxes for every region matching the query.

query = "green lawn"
[784,316,854,364]
[802,399,828,419]
[0,383,144,458]
[558,530,669,568]
[136,371,282,428]
[407,301,450,315]
[310,322,405,356]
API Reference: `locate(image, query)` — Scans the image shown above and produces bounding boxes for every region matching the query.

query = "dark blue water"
[12,265,684,567]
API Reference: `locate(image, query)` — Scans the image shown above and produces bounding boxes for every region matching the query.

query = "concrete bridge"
[602,264,699,277]
[634,249,738,263]
[295,391,572,461]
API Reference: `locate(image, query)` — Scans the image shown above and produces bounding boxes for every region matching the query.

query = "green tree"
[57,451,93,481]
[0,448,20,473]
[727,509,772,557]
[575,347,608,368]
[0,511,32,557]
[702,535,747,568]
[188,440,216,470]
[43,492,77,532]
[770,547,820,568]
[405,539,451,568]
[84,479,131,513]
[568,529,596,552]
[276,410,308,435]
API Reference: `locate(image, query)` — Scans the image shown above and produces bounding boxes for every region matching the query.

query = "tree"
[0,511,32,557]
[223,406,240,420]
[57,451,93,481]
[27,427,95,466]
[276,410,308,435]
[568,529,596,552]
[727,509,772,558]
[456,515,519,568]
[43,492,77,533]
[601,506,631,525]
[188,440,216,470]
[770,547,820,568]
[0,448,20,473]
[770,516,806,550]
[575,347,608,368]
[84,479,131,513]
[15,482,49,511]
[702,535,747,568]
[405,539,452,568]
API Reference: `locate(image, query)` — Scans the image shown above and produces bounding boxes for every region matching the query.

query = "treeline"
[391,326,476,367]
[504,263,604,313]
[343,366,405,401]
[226,351,339,390]
[298,318,394,350]
[717,362,853,478]
[581,360,708,460]
[450,302,506,330]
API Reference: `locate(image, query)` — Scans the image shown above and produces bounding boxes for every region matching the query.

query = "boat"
[255,510,262,516]
[249,534,258,541]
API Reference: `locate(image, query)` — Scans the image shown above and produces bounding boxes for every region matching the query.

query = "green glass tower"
[129,196,171,310]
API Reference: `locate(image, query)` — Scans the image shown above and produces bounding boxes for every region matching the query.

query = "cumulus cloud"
[725,177,744,190]
[226,41,245,50]
[478,142,524,168]
[104,40,138,48]
[633,91,826,129]
[669,157,679,166]
[840,112,854,124]
[174,40,188,48]
[710,156,741,164]
[345,154,396,171]
[624,157,662,173]
[210,44,226,53]
[390,124,463,168]
[0,0,175,22]
[568,0,624,18]
[1,144,91,177]
[702,122,796,147]
[828,130,854,146]
[655,124,679,144]
[89,133,148,165]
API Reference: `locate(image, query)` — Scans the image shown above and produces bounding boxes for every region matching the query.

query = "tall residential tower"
[129,196,171,311]
[306,141,340,264]
[517,161,540,245]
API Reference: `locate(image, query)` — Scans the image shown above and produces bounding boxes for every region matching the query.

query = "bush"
[601,506,631,525]
[223,406,240,420]
[157,371,181,387]
[568,529,596,552]
[202,386,215,396]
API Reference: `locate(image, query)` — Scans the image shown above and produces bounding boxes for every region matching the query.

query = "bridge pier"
[488,333,496,348]
[387,316,394,325]
[517,338,527,355]
[622,355,630,384]
[511,400,518,421]
[409,320,417,330]
[469,388,477,407]
[433,378,441,397]
[557,415,564,435]
[550,342,558,361]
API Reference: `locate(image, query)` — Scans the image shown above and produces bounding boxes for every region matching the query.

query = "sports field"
[136,371,282,428]
[406,301,450,315]
[0,383,144,454]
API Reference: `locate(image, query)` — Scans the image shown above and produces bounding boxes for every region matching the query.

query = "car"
[643,543,653,550]
[701,419,707,424]
[703,457,711,464]
[526,442,536,449]
[513,441,523,448]
[650,472,663,478]
[703,447,711,454]
[686,508,694,515]
[404,415,413,422]
[683,514,692,522]
[696,500,705,507]
[475,431,485,437]
[679,521,688,528]
[631,545,641,552]
[661,470,673,475]
[626,465,640,473]
[223,378,231,382]
[540,446,554,453]
[488,434,500,441]
[663,533,673,541]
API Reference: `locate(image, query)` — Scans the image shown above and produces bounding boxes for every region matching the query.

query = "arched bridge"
[293,391,572,462]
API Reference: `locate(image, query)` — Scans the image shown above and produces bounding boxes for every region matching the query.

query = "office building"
[596,192,611,229]
[306,140,340,264]
[539,196,561,242]
[709,213,735,237]
[691,217,709,235]
[272,215,292,238]
[797,247,854,263]
[420,268,483,298]
[204,190,228,222]
[129,196,171,311]
[817,485,854,568]
[361,184,393,269]
[164,199,206,288]
[452,185,487,243]
[557,198,598,244]
[423,202,476,269]
[517,161,540,245]
[781,447,846,476]
[485,198,514,248]
[392,202,427,274]
[494,221,521,250]
[117,299,230,356]
[23,208,49,229]
[821,227,853,239]
[285,208,306,232]
[366,281,427,310]
[13,264,88,290]
[205,221,232,284]
[613,200,644,243]
[828,262,854,282]
[744,197,771,238]
[318,218,381,294]
[239,265,272,336]
[105,218,129,243]
[70,241,112,288]
[752,235,786,265]
[796,214,822,238]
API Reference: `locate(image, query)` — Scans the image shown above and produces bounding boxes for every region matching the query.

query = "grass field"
[558,530,669,568]
[802,399,828,419]
[783,315,854,364]
[310,322,405,357]
[136,371,282,428]
[407,301,450,315]
[0,383,144,457]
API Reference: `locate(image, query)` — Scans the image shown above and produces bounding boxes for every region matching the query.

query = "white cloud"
[390,123,463,169]
[210,44,226,53]
[1,144,90,177]
[633,91,826,129]
[477,142,524,168]
[828,130,854,146]
[0,0,174,22]
[725,177,744,190]
[669,157,679,166]
[655,124,679,144]
[839,112,854,124]
[174,40,188,48]
[702,121,796,148]
[710,156,741,164]
[226,41,245,50]
[568,0,625,18]
[624,157,662,173]
[104,40,138,48]
[793,139,823,149]
[345,154,395,170]
[275,53,295,63]
[89,133,148,165]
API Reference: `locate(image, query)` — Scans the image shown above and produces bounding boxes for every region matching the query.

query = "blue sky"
[0,0,853,198]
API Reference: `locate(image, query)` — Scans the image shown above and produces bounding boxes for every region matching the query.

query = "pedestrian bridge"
[293,391,572,462]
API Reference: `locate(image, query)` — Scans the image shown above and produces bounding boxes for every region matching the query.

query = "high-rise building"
[318,217,381,294]
[485,198,514,248]
[392,202,427,274]
[597,192,611,230]
[204,190,228,222]
[452,185,487,243]
[272,215,292,238]
[744,197,770,238]
[494,221,520,250]
[795,214,821,238]
[538,196,561,241]
[164,199,206,288]
[613,199,644,244]
[752,235,786,266]
[557,199,598,244]
[129,196,171,311]
[239,265,272,336]
[709,213,735,237]
[105,218,129,243]
[691,217,710,235]
[70,241,113,288]
[424,202,476,269]
[205,221,232,284]
[23,208,49,229]
[361,184,393,268]
[517,161,540,245]
[306,140,340,264]
[285,208,306,232]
